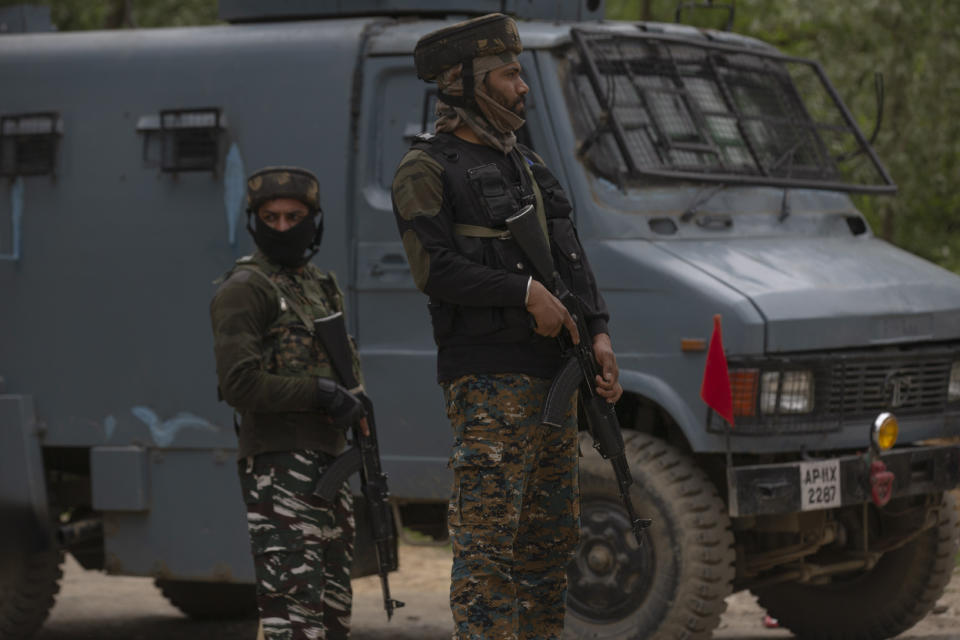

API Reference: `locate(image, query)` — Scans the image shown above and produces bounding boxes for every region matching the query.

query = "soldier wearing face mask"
[210,166,368,640]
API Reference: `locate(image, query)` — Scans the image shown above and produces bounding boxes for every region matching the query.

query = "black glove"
[317,378,365,427]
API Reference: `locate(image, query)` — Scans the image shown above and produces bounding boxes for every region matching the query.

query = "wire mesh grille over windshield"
[565,29,895,193]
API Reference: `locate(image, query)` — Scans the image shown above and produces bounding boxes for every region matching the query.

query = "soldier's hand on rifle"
[593,333,623,403]
[526,280,580,344]
[317,378,367,428]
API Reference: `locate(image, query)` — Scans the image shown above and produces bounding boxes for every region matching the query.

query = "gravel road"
[32,546,960,639]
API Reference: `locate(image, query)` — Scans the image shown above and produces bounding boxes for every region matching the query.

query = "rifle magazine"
[313,447,362,502]
[542,356,582,426]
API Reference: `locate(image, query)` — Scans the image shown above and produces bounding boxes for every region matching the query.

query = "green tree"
[0,0,217,30]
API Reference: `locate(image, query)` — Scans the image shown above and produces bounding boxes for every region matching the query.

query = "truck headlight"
[760,370,814,414]
[949,362,960,402]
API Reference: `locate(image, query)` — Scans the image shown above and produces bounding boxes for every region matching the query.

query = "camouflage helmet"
[245,166,321,214]
[413,13,522,82]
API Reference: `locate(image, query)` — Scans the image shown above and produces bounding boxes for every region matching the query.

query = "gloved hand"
[317,378,366,427]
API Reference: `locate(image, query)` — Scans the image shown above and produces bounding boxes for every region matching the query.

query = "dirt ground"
[31,545,960,639]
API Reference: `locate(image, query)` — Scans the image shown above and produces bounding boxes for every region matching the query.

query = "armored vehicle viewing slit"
[2,1,959,639]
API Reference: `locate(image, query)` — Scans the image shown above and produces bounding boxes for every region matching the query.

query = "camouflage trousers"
[238,450,355,640]
[442,373,580,640]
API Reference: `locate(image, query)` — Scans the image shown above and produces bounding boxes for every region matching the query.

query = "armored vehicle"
[2,1,959,639]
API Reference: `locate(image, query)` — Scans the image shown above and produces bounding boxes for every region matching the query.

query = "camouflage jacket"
[210,251,362,459]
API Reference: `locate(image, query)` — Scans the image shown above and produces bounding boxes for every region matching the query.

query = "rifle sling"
[523,159,550,243]
[453,223,511,239]
[236,264,314,332]
[453,162,549,243]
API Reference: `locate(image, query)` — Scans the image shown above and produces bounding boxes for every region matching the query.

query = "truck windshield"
[564,28,895,194]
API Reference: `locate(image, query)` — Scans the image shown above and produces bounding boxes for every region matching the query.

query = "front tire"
[0,546,63,640]
[156,579,259,620]
[754,491,960,639]
[564,432,735,639]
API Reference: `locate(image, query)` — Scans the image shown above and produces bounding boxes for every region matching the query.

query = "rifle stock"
[505,206,652,546]
[312,312,404,620]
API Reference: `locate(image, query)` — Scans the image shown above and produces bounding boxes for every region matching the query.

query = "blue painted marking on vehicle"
[131,406,218,447]
[0,177,24,262]
[224,143,245,246]
[104,415,117,440]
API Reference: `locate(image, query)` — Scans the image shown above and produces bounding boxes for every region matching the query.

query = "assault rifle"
[312,312,404,620]
[505,205,652,546]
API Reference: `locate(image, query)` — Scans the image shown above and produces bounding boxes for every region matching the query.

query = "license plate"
[800,459,841,510]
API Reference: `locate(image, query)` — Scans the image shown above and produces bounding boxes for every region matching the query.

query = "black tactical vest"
[411,132,601,351]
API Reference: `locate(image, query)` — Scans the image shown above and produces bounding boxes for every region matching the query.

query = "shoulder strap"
[412,131,463,166]
[410,132,440,155]
[234,264,314,331]
[515,143,544,167]
[453,223,512,239]
[519,157,549,243]
[312,267,345,314]
[512,145,550,242]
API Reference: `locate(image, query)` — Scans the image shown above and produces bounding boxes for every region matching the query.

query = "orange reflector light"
[730,369,759,417]
[872,412,899,451]
[681,338,707,352]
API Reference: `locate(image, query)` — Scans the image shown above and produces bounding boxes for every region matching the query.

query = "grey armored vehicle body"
[2,1,960,638]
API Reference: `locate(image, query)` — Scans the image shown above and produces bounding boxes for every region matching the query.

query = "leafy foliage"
[608,0,960,272]
[0,0,217,30]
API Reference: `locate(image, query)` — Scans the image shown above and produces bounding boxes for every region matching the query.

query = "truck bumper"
[727,444,960,517]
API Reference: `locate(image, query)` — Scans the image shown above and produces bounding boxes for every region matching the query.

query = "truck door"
[351,50,553,502]
[351,56,450,500]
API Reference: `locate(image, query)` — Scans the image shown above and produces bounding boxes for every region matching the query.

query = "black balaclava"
[244,165,324,268]
[248,208,324,268]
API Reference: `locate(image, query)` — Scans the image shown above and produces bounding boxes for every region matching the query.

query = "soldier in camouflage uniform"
[391,14,623,639]
[210,166,368,640]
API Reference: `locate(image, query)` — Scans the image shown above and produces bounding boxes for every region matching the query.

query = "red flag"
[700,314,734,427]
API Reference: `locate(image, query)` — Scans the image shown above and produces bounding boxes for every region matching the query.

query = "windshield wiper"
[681,183,727,222]
[779,188,791,222]
[772,136,798,222]
[681,184,733,230]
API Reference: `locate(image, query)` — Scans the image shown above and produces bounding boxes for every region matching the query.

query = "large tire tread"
[755,491,960,640]
[0,548,63,640]
[567,431,734,639]
[156,579,259,621]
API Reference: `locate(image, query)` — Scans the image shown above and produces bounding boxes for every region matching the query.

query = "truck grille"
[828,357,951,416]
[720,346,959,434]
